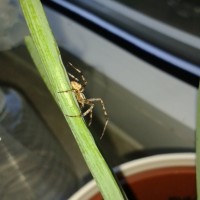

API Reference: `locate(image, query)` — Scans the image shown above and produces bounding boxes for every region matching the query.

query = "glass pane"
[111,0,200,37]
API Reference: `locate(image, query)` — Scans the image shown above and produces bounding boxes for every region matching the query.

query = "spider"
[59,62,108,139]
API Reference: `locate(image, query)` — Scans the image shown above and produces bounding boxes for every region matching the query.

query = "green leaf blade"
[19,0,126,199]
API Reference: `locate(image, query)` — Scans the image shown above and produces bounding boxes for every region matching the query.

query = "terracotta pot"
[69,153,196,200]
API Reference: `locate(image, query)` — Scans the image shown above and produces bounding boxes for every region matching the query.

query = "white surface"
[45,6,197,130]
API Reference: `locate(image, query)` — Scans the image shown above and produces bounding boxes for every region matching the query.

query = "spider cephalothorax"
[71,81,85,108]
[59,62,108,139]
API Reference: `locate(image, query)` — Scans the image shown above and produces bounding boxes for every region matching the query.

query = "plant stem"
[196,81,200,200]
[19,0,126,199]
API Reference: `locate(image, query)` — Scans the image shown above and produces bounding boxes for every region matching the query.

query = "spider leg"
[87,98,109,139]
[68,72,80,82]
[88,110,93,127]
[65,114,81,117]
[68,62,88,89]
[82,103,94,127]
[64,103,94,126]
[58,89,93,126]
[58,89,76,93]
[58,91,82,117]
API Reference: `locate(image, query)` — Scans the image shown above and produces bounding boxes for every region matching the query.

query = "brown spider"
[59,62,108,139]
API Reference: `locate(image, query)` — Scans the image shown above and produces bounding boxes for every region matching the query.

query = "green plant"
[19,0,127,199]
[197,81,200,200]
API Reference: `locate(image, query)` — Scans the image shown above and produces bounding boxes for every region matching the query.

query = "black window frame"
[42,0,200,87]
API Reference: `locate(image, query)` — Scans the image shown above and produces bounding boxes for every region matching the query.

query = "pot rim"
[69,152,195,200]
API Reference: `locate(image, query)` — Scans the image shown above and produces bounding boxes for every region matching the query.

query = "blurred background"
[0,0,199,199]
